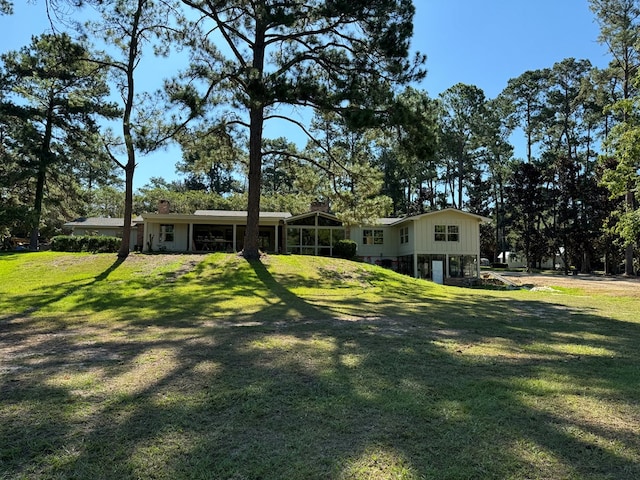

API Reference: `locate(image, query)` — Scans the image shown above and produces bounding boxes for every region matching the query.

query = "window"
[363,229,384,245]
[447,225,459,242]
[435,224,459,242]
[160,224,174,242]
[287,226,345,256]
[400,226,409,244]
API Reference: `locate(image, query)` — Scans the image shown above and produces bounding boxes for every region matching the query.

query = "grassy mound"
[1,252,639,479]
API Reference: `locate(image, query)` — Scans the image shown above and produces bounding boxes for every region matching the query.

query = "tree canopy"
[0,0,638,273]
[175,0,425,258]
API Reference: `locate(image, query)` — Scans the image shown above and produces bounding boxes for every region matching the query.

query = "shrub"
[333,239,357,259]
[50,235,121,253]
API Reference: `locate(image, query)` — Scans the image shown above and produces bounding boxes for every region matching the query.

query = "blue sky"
[1,1,611,190]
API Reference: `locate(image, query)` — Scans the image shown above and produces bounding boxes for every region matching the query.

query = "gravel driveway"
[498,271,640,297]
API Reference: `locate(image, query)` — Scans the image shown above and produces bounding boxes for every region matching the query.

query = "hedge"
[50,235,121,253]
[333,239,357,259]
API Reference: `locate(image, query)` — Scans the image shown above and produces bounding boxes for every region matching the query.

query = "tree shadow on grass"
[0,256,126,322]
[1,258,640,479]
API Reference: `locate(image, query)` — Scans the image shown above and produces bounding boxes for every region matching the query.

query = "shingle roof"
[64,216,142,228]
[193,210,291,219]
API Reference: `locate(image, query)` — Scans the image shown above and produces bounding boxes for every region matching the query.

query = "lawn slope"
[1,252,639,479]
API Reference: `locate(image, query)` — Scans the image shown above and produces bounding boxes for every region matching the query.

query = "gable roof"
[284,210,341,224]
[389,208,491,227]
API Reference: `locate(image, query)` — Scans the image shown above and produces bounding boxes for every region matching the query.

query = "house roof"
[389,208,491,227]
[68,208,490,230]
[64,216,143,228]
[284,210,340,223]
[194,210,291,219]
[141,210,291,224]
[376,218,398,226]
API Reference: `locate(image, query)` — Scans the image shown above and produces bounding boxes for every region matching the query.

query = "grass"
[1,251,639,479]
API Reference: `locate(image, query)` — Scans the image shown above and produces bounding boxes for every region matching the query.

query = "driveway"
[498,271,640,297]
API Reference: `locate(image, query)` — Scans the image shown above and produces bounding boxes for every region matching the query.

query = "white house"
[350,209,488,280]
[65,207,489,282]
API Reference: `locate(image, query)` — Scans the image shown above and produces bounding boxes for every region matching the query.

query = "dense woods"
[0,0,639,273]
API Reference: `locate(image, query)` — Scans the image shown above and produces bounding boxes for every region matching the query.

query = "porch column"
[282,223,288,254]
[232,225,237,252]
[274,224,279,254]
[412,220,418,278]
[188,223,193,252]
[477,223,482,277]
[143,221,149,253]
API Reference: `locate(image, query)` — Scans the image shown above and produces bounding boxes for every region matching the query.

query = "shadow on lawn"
[1,257,640,479]
[0,256,126,321]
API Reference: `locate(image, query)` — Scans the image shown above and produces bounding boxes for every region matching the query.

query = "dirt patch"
[124,253,209,277]
[499,271,640,297]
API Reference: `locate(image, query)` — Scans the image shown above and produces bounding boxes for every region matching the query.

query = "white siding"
[397,223,414,257]
[413,211,480,255]
[146,222,189,252]
[352,226,396,259]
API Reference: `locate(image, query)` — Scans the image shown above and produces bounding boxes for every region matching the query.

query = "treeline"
[0,1,639,273]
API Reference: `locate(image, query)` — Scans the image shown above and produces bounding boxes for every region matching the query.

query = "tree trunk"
[624,191,635,275]
[117,4,142,260]
[243,106,264,260]
[242,19,266,261]
[118,162,134,259]
[29,162,46,251]
[30,102,54,251]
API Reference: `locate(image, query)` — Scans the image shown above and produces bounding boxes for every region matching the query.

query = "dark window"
[363,229,384,245]
[160,224,174,242]
[400,226,409,244]
[448,225,459,242]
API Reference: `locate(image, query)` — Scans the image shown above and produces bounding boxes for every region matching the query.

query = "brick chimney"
[310,200,329,213]
[158,200,170,214]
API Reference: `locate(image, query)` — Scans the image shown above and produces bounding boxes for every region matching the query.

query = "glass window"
[317,216,342,227]
[302,228,315,246]
[434,225,446,242]
[448,225,460,242]
[288,216,316,226]
[287,227,300,248]
[363,229,383,245]
[160,224,174,242]
[400,226,409,244]
[317,229,331,247]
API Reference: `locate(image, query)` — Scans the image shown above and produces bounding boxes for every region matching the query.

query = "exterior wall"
[397,223,414,257]
[145,221,189,252]
[351,225,398,267]
[412,211,480,255]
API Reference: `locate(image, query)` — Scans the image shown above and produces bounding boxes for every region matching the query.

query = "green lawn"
[1,251,639,479]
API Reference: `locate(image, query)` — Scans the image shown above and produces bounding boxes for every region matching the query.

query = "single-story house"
[63,216,143,248]
[497,251,566,270]
[65,206,489,282]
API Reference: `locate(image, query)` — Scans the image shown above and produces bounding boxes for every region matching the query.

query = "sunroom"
[283,211,346,256]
